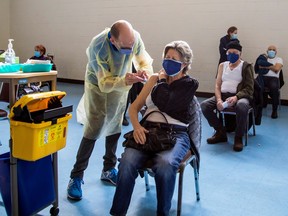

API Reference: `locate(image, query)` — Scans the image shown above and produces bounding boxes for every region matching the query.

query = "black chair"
[220,106,256,146]
[140,150,200,216]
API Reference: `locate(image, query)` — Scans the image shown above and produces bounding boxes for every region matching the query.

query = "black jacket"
[151,76,199,124]
[218,36,240,65]
[254,54,273,75]
[254,54,284,89]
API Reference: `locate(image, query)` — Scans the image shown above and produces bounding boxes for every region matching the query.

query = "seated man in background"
[254,45,283,119]
[201,40,254,152]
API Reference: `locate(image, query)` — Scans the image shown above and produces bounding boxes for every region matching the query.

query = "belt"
[143,121,188,132]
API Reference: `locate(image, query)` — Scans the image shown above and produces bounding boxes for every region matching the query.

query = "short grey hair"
[163,40,193,74]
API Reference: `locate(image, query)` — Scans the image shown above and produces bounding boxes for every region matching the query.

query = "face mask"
[119,47,133,55]
[115,42,133,55]
[267,50,276,58]
[34,51,41,57]
[230,34,238,40]
[227,53,239,64]
[162,59,183,76]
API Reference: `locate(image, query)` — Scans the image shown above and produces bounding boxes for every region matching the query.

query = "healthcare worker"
[67,20,153,200]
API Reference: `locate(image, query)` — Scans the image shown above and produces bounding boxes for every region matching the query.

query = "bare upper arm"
[130,74,158,112]
[216,63,223,88]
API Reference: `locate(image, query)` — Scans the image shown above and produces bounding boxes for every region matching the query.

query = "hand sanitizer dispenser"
[5,39,16,64]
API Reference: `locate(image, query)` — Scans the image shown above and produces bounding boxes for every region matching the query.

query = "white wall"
[4,0,288,99]
[0,0,10,49]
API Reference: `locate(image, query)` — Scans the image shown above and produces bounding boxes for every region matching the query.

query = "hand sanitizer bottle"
[5,39,16,64]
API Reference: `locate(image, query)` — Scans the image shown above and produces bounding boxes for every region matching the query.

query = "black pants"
[70,133,121,179]
[201,95,251,137]
[263,76,280,111]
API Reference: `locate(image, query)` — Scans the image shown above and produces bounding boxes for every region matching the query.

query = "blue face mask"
[227,53,239,64]
[230,34,238,40]
[267,50,276,58]
[162,59,183,76]
[34,51,41,57]
[114,41,133,55]
[119,47,133,55]
[109,37,133,55]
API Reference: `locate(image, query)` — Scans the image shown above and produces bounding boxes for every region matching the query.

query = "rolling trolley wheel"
[50,207,59,216]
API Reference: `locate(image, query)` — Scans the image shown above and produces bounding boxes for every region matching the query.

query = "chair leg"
[279,90,281,110]
[221,112,225,127]
[143,154,200,214]
[177,164,185,216]
[0,82,3,93]
[192,158,200,201]
[245,114,249,146]
[144,171,150,191]
[252,111,256,136]
[245,109,256,146]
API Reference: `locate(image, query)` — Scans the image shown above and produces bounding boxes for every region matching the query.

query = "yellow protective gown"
[83,28,153,140]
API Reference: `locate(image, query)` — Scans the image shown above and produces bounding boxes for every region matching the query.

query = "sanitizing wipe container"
[9,91,73,161]
[22,63,53,73]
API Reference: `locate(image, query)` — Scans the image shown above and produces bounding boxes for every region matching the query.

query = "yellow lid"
[9,91,66,119]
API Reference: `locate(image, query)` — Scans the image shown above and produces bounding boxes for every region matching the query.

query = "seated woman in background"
[17,44,57,98]
[30,44,57,70]
[110,40,199,216]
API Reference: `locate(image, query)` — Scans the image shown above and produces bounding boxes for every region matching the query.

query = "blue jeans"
[110,131,190,216]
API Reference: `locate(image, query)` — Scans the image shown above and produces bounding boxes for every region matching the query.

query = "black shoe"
[271,110,278,119]
[0,109,7,119]
[207,128,227,144]
[233,136,243,152]
[122,118,129,126]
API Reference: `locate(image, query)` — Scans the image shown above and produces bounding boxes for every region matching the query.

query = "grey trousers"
[201,96,250,137]
[70,133,121,179]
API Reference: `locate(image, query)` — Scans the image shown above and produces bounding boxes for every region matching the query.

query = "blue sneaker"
[67,178,84,200]
[100,168,117,186]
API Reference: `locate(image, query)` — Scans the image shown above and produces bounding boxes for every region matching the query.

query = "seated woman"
[17,44,57,98]
[30,44,56,70]
[110,40,199,216]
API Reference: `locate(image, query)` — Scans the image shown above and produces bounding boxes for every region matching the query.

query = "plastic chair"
[220,107,256,146]
[140,150,200,216]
